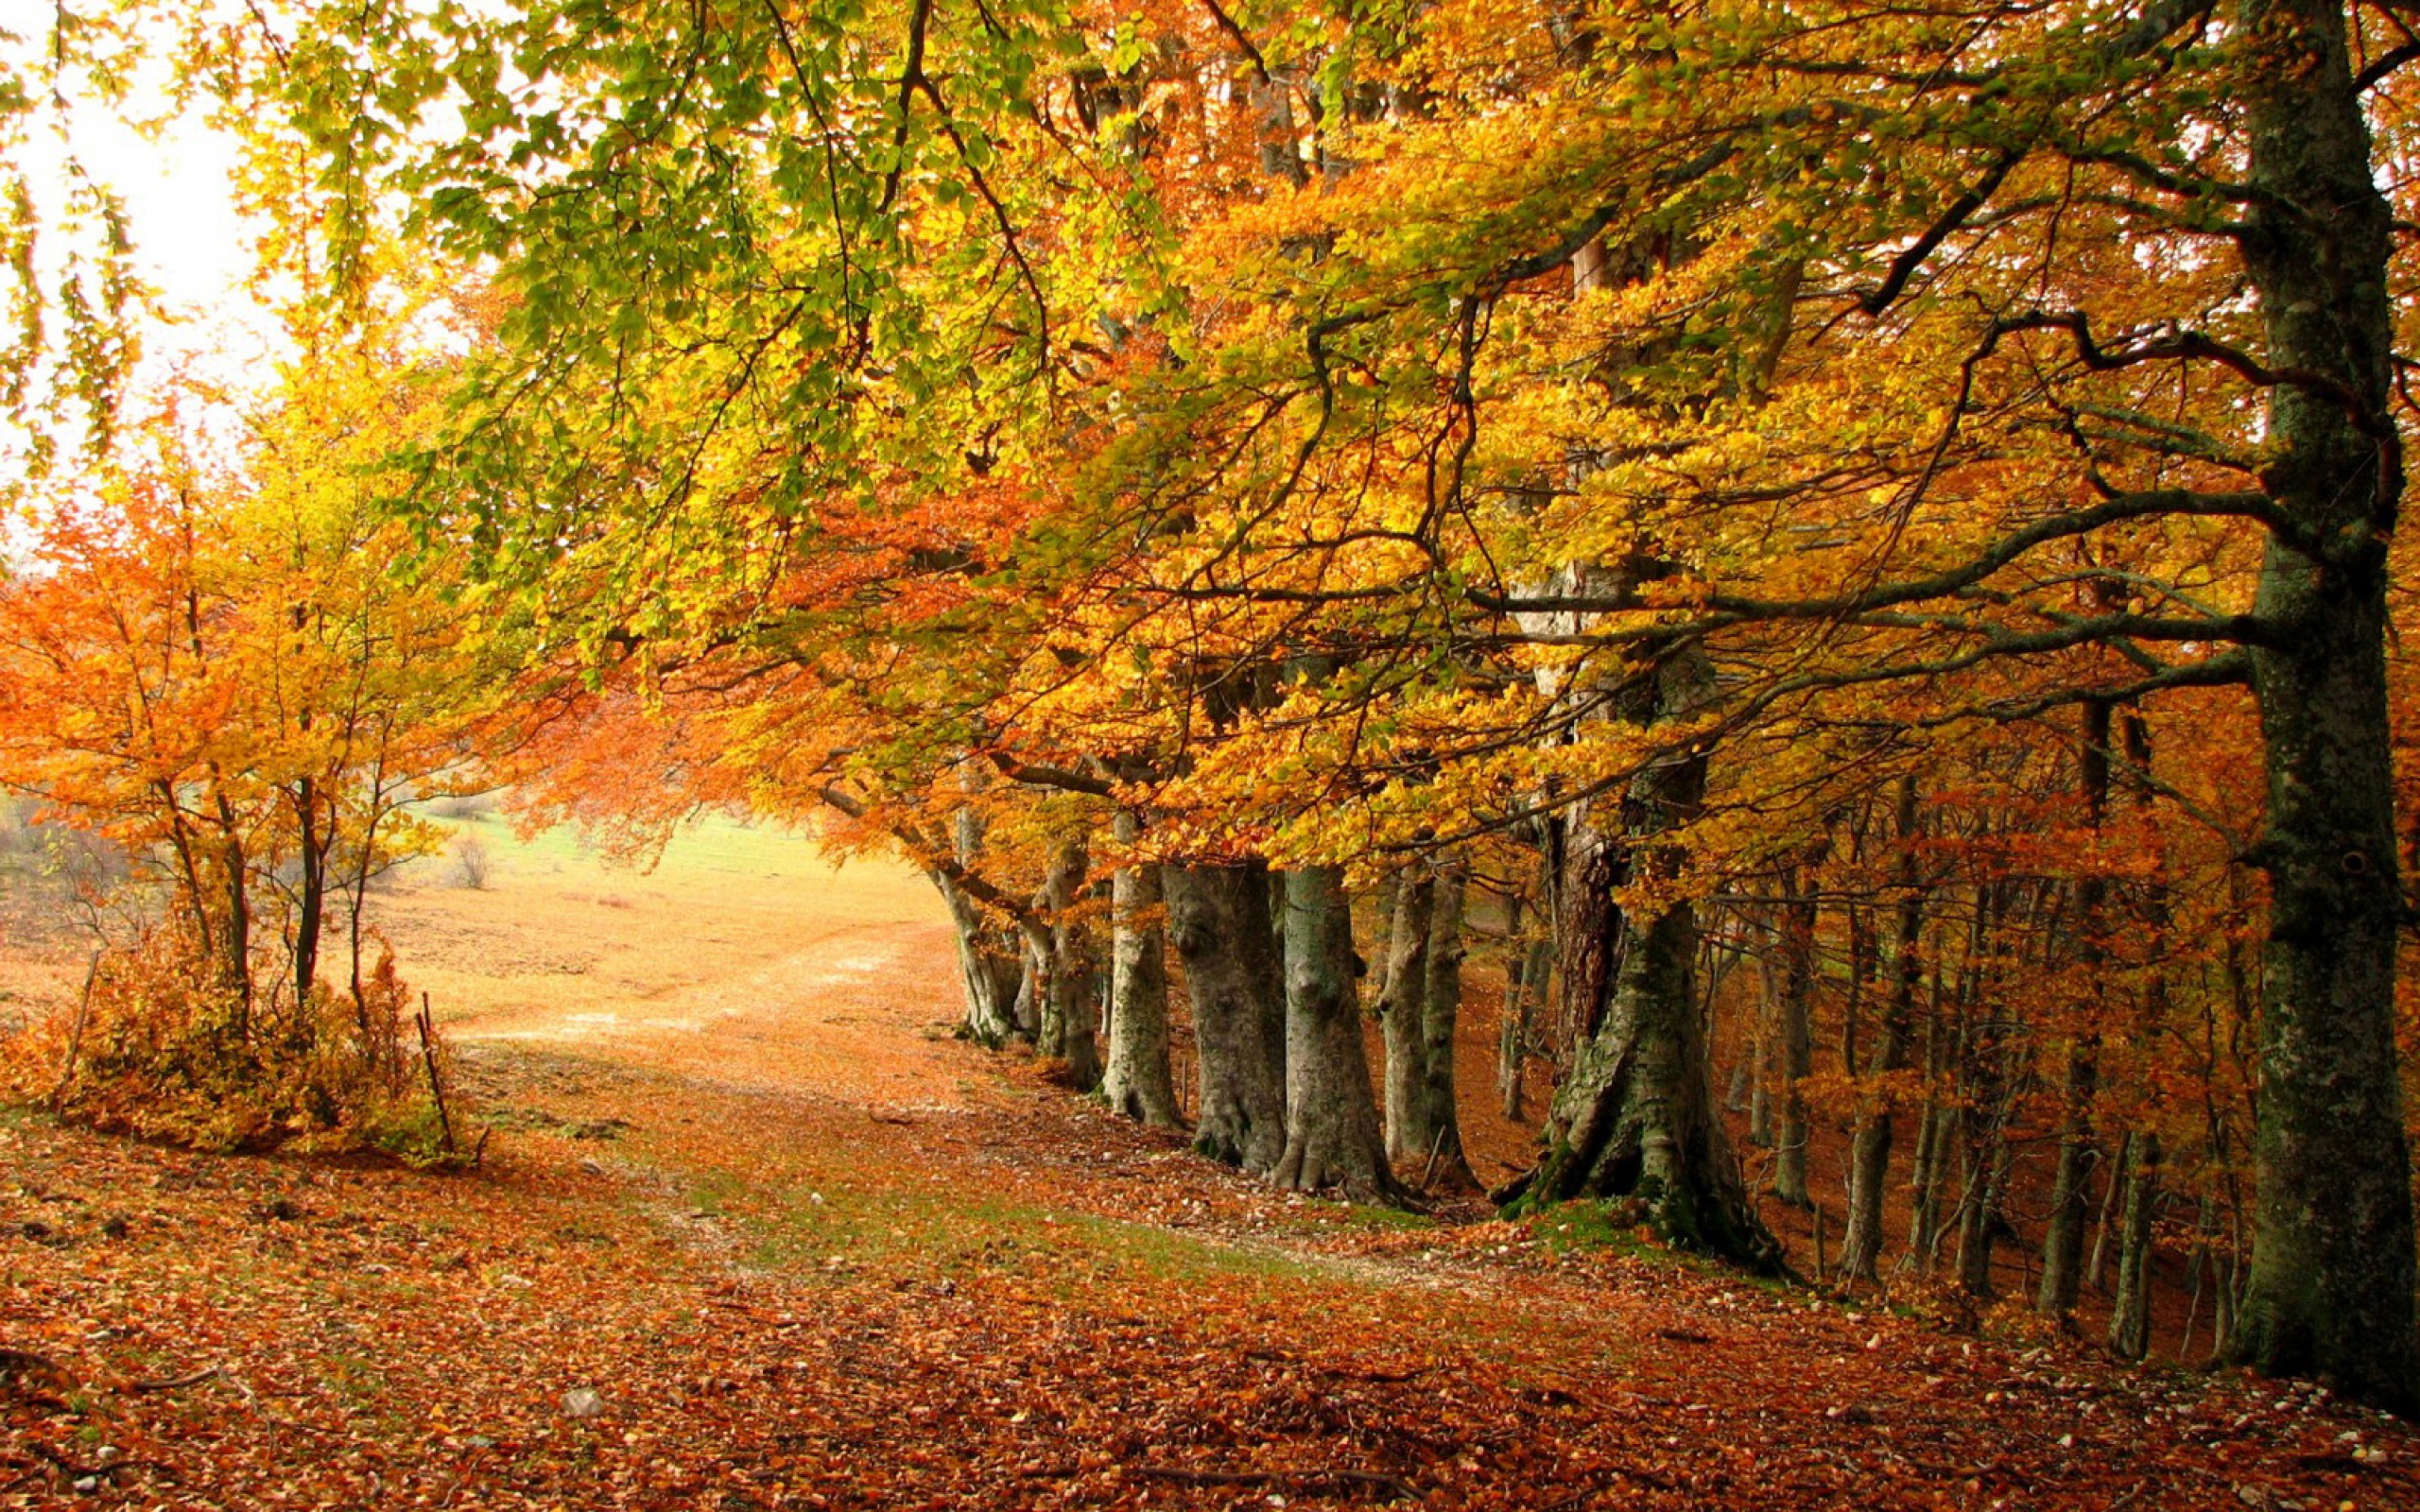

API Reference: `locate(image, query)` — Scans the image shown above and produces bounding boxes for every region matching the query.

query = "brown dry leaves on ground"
[5,835,2418,1509]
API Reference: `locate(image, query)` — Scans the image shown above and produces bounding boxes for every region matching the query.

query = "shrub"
[0,923,466,1163]
[448,831,493,890]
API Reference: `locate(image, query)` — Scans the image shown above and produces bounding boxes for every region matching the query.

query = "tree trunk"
[1378,869,1435,1161]
[292,777,325,1007]
[1955,1115,2010,1299]
[1101,814,1181,1126]
[2040,700,2113,1320]
[2223,0,2418,1414]
[940,875,1024,1046]
[1497,877,1547,1123]
[1771,862,1818,1210]
[1904,956,1958,1275]
[1039,840,1102,1091]
[2109,1130,2160,1361]
[1503,648,1778,1269]
[1418,862,1476,1191]
[1272,866,1402,1202]
[1840,777,1922,1281]
[1167,862,1288,1174]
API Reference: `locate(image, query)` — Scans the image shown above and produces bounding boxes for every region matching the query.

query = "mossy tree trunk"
[1502,647,1777,1269]
[2220,0,2418,1415]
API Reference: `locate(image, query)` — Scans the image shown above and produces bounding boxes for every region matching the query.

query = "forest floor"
[4,819,2418,1509]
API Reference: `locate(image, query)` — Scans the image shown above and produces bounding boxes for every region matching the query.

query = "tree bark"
[2109,1130,2161,1361]
[1272,866,1401,1202]
[934,805,1025,1045]
[1378,869,1436,1161]
[1503,647,1778,1268]
[292,777,325,1007]
[1770,860,1819,1210]
[1167,862,1288,1174]
[2221,0,2418,1414]
[1418,862,1476,1190]
[1039,839,1102,1091]
[2040,700,2113,1321]
[1840,777,1922,1280]
[1102,813,1181,1126]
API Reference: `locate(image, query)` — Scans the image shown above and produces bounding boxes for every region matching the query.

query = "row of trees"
[7,0,2420,1412]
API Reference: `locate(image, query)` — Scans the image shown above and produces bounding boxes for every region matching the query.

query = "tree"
[184,0,2420,1406]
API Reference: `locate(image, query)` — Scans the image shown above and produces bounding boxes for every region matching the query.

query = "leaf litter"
[6,856,2418,1509]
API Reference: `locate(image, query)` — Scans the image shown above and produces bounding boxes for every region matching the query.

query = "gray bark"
[1378,870,1436,1161]
[1038,840,1102,1091]
[939,806,1023,1045]
[1272,865,1401,1202]
[2221,0,2419,1414]
[1166,862,1288,1173]
[2109,1130,2160,1361]
[1101,813,1181,1126]
[1418,863,1475,1190]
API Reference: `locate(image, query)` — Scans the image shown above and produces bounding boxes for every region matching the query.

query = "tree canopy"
[9,0,2420,1415]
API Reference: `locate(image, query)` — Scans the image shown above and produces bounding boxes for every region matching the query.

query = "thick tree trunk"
[940,877,1024,1046]
[1551,817,1623,1057]
[1503,649,1778,1268]
[2222,0,2418,1414]
[1039,840,1102,1091]
[1378,870,1435,1161]
[1102,815,1181,1127]
[1167,863,1288,1174]
[1418,863,1476,1190]
[1272,866,1402,1202]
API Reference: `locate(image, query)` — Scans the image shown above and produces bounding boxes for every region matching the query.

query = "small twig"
[50,951,101,1108]
[1417,1126,1449,1193]
[123,1365,223,1393]
[418,991,457,1155]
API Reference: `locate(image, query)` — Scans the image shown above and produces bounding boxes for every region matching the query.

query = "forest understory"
[3,840,2412,1512]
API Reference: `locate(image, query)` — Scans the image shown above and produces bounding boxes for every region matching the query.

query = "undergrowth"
[0,925,467,1163]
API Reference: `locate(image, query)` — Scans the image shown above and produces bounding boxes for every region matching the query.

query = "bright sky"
[1,0,279,407]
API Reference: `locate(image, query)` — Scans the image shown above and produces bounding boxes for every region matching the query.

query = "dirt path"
[6,830,2419,1508]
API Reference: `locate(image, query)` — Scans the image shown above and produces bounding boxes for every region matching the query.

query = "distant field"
[0,812,960,1083]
